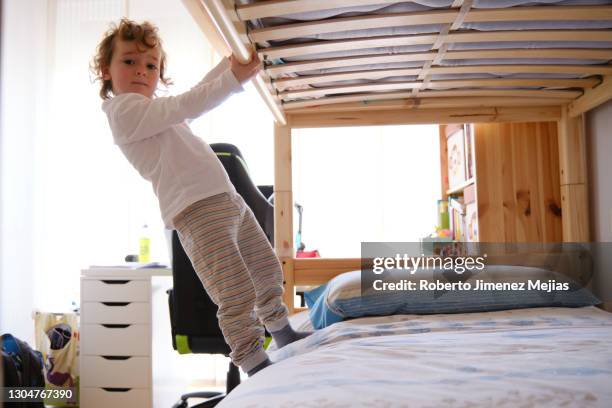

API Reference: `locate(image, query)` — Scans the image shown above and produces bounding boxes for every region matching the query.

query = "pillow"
[305,266,600,329]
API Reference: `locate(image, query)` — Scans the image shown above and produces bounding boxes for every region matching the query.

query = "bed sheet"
[220,306,612,407]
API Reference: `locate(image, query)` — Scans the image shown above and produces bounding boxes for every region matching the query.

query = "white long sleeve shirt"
[102,57,243,228]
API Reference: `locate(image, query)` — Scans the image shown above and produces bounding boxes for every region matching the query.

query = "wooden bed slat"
[568,75,612,116]
[282,81,419,99]
[267,49,612,77]
[293,258,365,285]
[237,0,404,21]
[287,105,562,127]
[282,90,582,110]
[414,0,474,97]
[293,258,364,271]
[259,30,612,60]
[274,64,612,91]
[250,6,612,42]
[286,97,575,114]
[251,9,460,42]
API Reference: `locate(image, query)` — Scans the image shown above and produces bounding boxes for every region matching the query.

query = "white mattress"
[219,306,612,407]
[243,0,612,96]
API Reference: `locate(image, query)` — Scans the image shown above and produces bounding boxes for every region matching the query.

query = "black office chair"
[167,143,274,408]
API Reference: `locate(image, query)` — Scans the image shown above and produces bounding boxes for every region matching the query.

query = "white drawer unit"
[81,302,150,324]
[80,387,152,408]
[80,323,151,356]
[80,270,162,408]
[82,279,150,302]
[80,356,151,388]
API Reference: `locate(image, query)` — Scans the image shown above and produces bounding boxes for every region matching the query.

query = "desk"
[80,267,171,408]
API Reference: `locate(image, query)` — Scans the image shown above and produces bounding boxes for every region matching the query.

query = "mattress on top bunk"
[240,0,612,98]
[245,0,612,45]
[218,306,612,407]
[243,0,612,24]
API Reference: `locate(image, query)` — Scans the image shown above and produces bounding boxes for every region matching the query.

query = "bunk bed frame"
[182,0,612,312]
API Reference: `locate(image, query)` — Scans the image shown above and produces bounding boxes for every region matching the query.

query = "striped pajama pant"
[173,192,289,372]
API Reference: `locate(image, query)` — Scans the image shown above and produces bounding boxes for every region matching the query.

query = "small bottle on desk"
[139,224,151,263]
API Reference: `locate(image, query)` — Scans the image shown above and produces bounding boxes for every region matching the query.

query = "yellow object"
[139,224,150,263]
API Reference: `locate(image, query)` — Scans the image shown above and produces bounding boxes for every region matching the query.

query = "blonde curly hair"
[91,18,172,99]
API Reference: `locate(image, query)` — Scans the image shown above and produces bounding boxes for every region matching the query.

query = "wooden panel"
[473,122,562,242]
[537,126,564,242]
[513,123,542,241]
[557,107,587,185]
[560,184,590,242]
[287,106,562,128]
[474,123,506,242]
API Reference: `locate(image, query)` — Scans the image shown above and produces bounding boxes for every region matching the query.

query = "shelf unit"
[440,122,563,243]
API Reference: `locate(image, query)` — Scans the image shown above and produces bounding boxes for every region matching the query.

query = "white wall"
[586,98,612,309]
[586,98,612,242]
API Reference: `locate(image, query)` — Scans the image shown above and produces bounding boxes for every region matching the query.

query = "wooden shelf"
[446,177,475,195]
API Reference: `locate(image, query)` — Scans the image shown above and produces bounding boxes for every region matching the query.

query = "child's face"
[103,39,161,98]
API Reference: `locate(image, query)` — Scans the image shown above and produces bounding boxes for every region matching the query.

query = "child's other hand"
[230,52,262,84]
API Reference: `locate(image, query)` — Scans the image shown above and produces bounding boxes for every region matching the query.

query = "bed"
[180,1,612,406]
[218,306,612,407]
[180,0,612,301]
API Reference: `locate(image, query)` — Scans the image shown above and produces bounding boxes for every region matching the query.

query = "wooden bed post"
[557,106,590,242]
[274,123,295,313]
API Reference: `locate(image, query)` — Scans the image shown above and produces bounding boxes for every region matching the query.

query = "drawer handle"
[101,324,131,329]
[101,356,132,360]
[101,302,131,307]
[101,280,130,284]
[102,388,131,392]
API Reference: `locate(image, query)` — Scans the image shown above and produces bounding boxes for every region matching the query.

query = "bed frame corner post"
[274,123,295,313]
[557,105,590,243]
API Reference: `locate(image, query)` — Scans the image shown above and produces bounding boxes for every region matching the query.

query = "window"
[293,125,441,257]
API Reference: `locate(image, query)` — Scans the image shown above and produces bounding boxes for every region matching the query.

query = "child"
[92,19,310,376]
